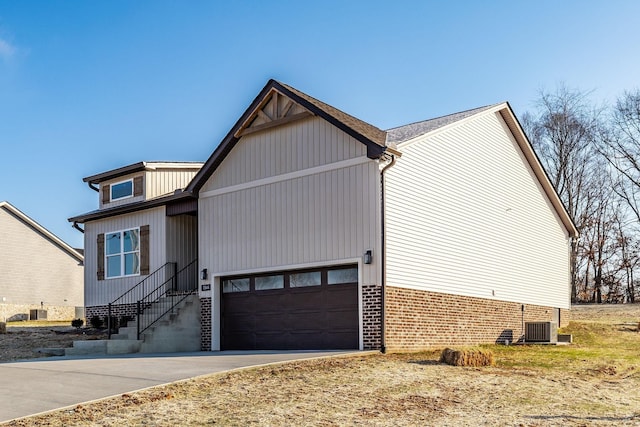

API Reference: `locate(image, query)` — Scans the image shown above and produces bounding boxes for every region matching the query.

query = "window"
[110,179,133,201]
[255,275,284,290]
[290,271,321,287]
[328,267,358,285]
[105,228,140,278]
[223,278,250,293]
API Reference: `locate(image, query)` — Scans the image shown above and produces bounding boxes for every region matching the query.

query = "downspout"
[380,154,397,354]
[88,182,99,192]
[72,221,85,234]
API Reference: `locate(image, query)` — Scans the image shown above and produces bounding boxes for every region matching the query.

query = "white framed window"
[105,228,140,278]
[110,179,134,201]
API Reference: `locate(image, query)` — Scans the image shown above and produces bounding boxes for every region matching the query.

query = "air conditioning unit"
[525,321,557,343]
[29,309,48,320]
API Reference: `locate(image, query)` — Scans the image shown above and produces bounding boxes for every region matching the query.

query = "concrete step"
[106,339,143,355]
[65,340,107,356]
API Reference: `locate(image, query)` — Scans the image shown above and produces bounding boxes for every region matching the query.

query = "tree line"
[522,85,640,303]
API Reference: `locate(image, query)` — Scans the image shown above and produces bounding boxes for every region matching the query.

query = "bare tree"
[522,85,602,302]
[599,90,640,223]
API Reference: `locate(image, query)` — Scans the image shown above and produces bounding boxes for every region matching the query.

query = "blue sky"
[1,1,639,248]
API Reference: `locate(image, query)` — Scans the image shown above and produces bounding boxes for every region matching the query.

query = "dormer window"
[110,179,134,201]
[101,176,143,205]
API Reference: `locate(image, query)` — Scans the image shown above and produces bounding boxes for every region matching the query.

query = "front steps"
[66,294,200,356]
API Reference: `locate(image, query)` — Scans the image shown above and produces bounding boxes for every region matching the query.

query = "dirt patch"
[0,325,106,362]
[3,305,640,425]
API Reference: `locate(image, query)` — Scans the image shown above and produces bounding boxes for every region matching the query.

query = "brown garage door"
[221,265,358,350]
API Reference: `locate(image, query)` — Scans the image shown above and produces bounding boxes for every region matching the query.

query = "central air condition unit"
[29,309,48,320]
[525,321,558,343]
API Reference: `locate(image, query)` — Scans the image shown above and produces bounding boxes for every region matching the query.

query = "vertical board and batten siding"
[384,111,571,309]
[200,116,369,192]
[146,169,201,199]
[99,168,200,210]
[166,215,198,269]
[0,207,83,307]
[84,207,167,306]
[198,118,380,286]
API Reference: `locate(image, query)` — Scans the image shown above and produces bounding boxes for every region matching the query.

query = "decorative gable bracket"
[234,89,315,138]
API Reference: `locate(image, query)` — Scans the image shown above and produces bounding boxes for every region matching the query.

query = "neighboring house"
[69,80,578,352]
[0,201,84,321]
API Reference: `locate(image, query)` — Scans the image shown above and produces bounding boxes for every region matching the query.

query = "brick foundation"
[362,284,382,350]
[85,303,138,324]
[200,297,212,351]
[384,286,570,351]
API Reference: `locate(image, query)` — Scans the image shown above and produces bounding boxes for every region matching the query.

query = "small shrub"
[104,316,118,332]
[90,315,103,329]
[440,347,495,367]
[71,318,84,329]
[119,315,133,327]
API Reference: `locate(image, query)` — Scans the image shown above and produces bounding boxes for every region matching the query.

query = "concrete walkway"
[0,350,355,423]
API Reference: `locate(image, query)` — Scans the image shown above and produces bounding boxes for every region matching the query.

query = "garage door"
[221,265,358,350]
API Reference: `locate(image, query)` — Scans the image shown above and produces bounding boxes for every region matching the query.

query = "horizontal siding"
[84,207,166,306]
[385,112,571,309]
[199,161,380,285]
[201,116,369,192]
[0,208,83,307]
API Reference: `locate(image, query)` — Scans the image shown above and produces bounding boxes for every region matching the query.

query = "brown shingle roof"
[277,81,387,148]
[187,79,389,193]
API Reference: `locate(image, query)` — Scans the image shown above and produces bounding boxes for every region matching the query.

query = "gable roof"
[385,102,578,238]
[186,79,389,194]
[0,201,84,263]
[386,104,499,144]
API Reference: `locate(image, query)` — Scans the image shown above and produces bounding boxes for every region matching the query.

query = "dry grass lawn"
[3,304,640,426]
[0,322,106,362]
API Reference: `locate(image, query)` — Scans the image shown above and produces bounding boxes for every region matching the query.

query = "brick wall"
[200,297,212,351]
[362,284,382,350]
[384,286,570,351]
[85,303,138,323]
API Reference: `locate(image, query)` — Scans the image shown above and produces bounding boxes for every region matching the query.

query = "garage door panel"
[221,266,359,350]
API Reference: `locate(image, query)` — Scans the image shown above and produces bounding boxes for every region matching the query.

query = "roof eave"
[187,80,390,194]
[68,191,196,224]
[0,201,84,262]
[497,103,579,238]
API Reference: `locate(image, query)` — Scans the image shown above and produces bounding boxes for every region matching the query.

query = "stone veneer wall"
[384,286,570,351]
[0,304,81,322]
[362,284,382,350]
[200,297,212,351]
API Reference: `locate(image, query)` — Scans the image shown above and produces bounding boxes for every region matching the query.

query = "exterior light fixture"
[364,250,373,265]
[200,268,208,280]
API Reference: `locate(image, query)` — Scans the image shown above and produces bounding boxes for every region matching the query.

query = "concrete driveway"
[0,350,355,423]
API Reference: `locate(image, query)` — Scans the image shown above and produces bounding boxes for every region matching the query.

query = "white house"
[1,201,84,321]
[69,80,577,352]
